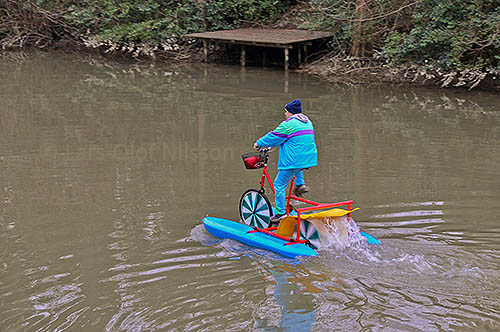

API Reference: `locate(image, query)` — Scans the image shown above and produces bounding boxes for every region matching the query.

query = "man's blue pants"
[274,169,304,215]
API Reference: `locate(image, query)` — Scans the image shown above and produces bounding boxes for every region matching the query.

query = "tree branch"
[320,0,422,23]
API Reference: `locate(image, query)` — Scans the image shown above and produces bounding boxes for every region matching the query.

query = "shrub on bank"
[382,0,500,88]
[69,0,293,57]
[294,0,499,89]
[0,0,293,57]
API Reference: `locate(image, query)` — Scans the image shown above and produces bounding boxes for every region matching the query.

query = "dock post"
[284,48,289,71]
[240,45,246,68]
[298,45,302,65]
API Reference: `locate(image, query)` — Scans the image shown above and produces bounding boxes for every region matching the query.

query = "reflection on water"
[0,51,500,331]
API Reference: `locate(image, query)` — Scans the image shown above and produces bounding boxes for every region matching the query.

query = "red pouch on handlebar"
[242,152,264,169]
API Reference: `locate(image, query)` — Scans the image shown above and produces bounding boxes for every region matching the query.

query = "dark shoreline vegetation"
[1,0,499,90]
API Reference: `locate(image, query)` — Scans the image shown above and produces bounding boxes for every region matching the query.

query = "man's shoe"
[293,184,309,197]
[270,214,286,224]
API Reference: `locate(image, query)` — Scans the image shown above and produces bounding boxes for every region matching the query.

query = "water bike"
[202,148,380,258]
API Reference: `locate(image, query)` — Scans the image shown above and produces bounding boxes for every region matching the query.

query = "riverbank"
[1,0,498,91]
[300,54,500,91]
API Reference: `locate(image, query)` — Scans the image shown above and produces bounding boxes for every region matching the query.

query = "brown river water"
[1,51,499,331]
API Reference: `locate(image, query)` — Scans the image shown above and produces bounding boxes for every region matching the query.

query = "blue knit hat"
[285,99,302,114]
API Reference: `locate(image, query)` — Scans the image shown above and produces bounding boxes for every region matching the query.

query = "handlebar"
[253,147,271,164]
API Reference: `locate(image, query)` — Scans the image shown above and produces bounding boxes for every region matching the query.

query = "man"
[254,99,318,223]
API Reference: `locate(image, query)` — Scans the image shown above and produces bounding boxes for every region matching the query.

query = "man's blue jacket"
[256,115,318,170]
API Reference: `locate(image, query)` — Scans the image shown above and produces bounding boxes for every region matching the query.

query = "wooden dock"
[185,28,334,71]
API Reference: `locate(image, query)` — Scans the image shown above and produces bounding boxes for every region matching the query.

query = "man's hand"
[253,142,259,151]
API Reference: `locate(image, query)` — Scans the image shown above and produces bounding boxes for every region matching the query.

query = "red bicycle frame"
[259,165,275,193]
[250,155,353,247]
